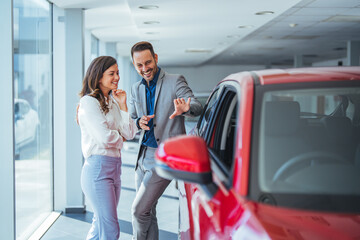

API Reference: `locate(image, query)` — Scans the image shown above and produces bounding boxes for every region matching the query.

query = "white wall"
[165,64,265,94]
[312,58,347,67]
[117,56,141,95]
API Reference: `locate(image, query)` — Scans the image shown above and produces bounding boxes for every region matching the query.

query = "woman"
[77,56,137,240]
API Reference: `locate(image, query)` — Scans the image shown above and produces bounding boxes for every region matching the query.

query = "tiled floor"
[41,142,179,240]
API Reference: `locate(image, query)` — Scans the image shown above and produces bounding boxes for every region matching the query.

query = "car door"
[180,81,245,239]
[15,101,27,146]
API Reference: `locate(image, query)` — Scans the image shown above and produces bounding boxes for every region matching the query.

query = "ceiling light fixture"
[145,32,159,35]
[255,11,274,15]
[333,47,346,51]
[185,49,212,53]
[139,5,159,10]
[325,15,360,22]
[144,21,160,25]
[303,54,318,58]
[238,25,254,29]
[227,35,241,38]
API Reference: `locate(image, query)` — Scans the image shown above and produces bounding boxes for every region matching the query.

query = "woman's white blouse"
[78,95,138,159]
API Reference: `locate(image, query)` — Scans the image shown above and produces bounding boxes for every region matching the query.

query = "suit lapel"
[139,83,147,115]
[154,69,164,110]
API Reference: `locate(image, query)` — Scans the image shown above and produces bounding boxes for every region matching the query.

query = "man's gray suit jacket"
[128,68,203,160]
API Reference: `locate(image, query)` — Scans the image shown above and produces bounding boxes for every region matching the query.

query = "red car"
[155,67,360,239]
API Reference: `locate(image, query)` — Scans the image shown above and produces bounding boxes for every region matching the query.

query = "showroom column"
[99,42,117,58]
[53,7,84,213]
[0,0,15,239]
[347,41,360,66]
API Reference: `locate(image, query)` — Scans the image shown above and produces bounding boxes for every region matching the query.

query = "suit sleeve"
[175,75,203,117]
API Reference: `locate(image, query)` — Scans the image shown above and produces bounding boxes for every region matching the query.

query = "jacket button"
[156,138,160,142]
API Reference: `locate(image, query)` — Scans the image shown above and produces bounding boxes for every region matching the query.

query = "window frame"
[198,81,241,189]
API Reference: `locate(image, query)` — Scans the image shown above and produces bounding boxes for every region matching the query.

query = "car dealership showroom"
[1,0,360,239]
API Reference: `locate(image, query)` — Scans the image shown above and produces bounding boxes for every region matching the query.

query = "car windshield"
[252,81,360,213]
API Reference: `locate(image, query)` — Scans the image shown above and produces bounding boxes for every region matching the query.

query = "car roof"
[224,67,360,86]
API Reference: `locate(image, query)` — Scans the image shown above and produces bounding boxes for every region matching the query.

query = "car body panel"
[252,67,360,85]
[155,67,360,239]
[14,98,40,152]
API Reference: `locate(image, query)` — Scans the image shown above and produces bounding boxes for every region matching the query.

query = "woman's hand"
[113,89,128,112]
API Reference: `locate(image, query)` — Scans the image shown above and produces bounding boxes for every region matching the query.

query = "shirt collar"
[141,67,161,87]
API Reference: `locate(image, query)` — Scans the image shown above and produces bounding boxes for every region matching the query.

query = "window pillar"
[0,0,15,239]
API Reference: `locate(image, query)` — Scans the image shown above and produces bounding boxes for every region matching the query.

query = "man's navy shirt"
[141,67,161,148]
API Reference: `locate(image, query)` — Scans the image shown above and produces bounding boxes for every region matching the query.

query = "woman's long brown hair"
[77,56,117,123]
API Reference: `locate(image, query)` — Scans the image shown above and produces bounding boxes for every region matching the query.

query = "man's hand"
[139,114,155,130]
[169,97,191,119]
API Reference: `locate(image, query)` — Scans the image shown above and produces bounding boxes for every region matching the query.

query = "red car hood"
[244,201,360,240]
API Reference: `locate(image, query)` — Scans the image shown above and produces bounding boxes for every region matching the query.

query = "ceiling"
[49,0,360,67]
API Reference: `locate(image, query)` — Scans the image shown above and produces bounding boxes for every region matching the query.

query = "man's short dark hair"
[131,41,156,59]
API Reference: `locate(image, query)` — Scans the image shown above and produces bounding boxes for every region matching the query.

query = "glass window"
[13,0,53,239]
[254,83,360,213]
[197,89,220,137]
[91,34,99,60]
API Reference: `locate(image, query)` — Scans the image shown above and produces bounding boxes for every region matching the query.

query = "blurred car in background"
[15,98,40,156]
[155,67,360,239]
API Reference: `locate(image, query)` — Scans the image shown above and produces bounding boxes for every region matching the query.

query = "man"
[128,41,203,240]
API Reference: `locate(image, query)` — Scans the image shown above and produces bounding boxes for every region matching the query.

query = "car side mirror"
[155,135,212,184]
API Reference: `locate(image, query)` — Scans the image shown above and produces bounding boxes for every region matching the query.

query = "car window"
[208,90,237,172]
[199,85,239,186]
[251,83,360,213]
[197,89,220,137]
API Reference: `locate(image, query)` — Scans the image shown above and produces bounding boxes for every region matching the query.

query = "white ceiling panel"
[85,4,134,29]
[49,0,121,9]
[50,0,360,67]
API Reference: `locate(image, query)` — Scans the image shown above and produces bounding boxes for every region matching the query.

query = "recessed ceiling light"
[258,47,283,50]
[255,11,274,15]
[289,23,298,28]
[145,32,159,35]
[282,35,318,40]
[333,47,346,51]
[185,49,212,53]
[227,35,241,38]
[303,54,318,58]
[238,25,254,28]
[139,5,159,10]
[144,21,160,25]
[325,15,360,22]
